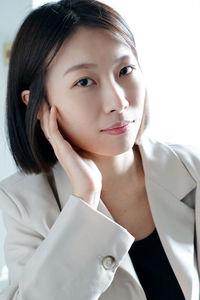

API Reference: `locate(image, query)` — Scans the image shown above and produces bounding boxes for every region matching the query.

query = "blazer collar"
[138,134,196,199]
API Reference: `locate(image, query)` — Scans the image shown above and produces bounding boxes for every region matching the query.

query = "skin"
[22,27,155,239]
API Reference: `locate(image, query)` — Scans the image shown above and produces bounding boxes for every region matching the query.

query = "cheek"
[126,76,146,107]
[59,89,102,120]
[57,96,99,138]
[59,99,99,123]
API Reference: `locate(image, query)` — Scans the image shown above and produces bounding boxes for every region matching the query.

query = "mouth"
[100,120,135,135]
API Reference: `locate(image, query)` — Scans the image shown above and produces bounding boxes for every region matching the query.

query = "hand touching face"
[39,101,102,209]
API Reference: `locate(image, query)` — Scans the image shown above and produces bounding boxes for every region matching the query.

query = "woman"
[0,0,199,299]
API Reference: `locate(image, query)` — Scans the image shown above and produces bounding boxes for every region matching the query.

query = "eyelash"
[74,65,134,88]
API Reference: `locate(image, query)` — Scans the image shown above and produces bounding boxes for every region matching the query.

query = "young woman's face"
[46,26,146,157]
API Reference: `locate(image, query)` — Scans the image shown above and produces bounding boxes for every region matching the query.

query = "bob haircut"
[6,0,148,174]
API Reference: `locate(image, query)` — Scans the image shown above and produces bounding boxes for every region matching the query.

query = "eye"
[75,78,94,87]
[119,66,133,77]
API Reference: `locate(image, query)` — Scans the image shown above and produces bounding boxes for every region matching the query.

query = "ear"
[21,90,30,106]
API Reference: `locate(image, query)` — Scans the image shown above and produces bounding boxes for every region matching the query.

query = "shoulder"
[0,169,49,204]
[0,169,46,191]
[0,169,59,232]
[140,134,200,183]
[168,142,200,179]
[142,133,200,167]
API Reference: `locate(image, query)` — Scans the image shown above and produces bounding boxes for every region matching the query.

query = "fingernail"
[50,106,54,113]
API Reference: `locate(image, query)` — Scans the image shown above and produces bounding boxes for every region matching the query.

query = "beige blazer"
[0,135,199,300]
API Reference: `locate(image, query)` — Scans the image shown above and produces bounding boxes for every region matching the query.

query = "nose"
[102,80,129,114]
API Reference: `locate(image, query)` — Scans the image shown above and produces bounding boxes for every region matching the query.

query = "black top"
[128,228,185,300]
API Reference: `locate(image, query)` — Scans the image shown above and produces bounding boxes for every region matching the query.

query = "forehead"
[48,26,137,73]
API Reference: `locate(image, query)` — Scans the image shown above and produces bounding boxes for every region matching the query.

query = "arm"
[0,190,134,300]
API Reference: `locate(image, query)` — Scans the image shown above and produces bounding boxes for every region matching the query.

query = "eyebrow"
[63,55,131,77]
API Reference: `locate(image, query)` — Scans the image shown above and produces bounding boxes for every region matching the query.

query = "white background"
[1,0,200,291]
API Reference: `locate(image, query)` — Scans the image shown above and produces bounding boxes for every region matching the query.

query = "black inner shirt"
[128,228,185,300]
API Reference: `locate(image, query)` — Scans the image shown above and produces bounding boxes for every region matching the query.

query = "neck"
[87,145,143,194]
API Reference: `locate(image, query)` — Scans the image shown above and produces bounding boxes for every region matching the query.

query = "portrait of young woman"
[0,0,199,299]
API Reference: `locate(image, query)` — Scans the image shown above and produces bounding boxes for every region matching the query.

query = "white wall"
[0,0,32,291]
[102,0,200,146]
[0,2,32,181]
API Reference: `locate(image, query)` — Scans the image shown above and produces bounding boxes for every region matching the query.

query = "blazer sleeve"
[0,188,134,300]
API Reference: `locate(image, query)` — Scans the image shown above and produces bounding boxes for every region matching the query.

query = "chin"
[84,139,136,157]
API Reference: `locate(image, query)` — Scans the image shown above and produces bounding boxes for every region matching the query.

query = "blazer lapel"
[138,135,199,300]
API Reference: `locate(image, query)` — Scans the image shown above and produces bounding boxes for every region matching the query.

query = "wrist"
[72,189,101,210]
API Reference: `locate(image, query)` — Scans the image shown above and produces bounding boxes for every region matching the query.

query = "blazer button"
[102,256,116,270]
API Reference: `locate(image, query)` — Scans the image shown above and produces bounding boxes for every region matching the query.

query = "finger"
[39,101,51,139]
[49,107,63,142]
[48,106,73,152]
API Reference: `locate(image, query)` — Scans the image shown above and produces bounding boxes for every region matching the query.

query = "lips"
[101,120,134,131]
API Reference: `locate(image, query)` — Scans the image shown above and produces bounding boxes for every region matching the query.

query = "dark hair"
[6,0,141,174]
